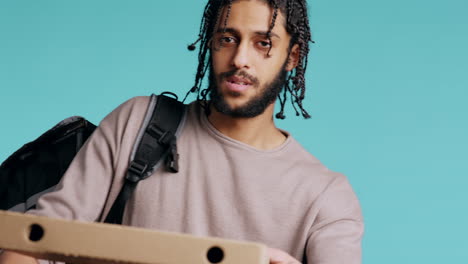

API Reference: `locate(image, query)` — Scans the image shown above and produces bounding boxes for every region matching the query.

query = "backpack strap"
[104,93,186,224]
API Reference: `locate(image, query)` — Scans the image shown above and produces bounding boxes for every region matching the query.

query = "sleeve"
[27,96,150,222]
[305,173,364,264]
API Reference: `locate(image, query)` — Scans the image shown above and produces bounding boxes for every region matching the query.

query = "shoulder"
[98,96,152,132]
[104,96,152,121]
[286,139,363,225]
[290,139,363,224]
[283,136,335,182]
[282,137,356,202]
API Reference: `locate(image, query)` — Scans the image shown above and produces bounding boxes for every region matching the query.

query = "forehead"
[218,0,288,37]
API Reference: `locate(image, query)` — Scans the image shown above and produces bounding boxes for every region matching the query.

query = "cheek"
[212,47,234,64]
[210,57,225,86]
[210,54,218,70]
[258,59,283,82]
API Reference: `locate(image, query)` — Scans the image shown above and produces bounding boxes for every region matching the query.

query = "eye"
[217,36,237,47]
[257,40,272,49]
[221,37,235,43]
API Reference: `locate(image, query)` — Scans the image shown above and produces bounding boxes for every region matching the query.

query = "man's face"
[209,0,298,118]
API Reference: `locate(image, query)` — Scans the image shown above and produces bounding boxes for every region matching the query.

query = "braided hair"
[184,0,314,119]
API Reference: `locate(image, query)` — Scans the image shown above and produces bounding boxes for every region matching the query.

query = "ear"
[286,44,300,71]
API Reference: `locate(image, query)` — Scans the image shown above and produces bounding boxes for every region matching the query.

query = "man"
[0,0,363,263]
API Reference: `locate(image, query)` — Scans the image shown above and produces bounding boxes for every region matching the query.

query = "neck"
[206,103,287,150]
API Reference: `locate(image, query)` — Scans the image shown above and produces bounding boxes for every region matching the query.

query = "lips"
[226,76,252,85]
[224,75,253,93]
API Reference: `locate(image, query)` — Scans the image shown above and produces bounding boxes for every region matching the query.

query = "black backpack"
[0,93,186,225]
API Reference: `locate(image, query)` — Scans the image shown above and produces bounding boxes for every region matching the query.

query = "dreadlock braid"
[222,0,233,32]
[185,0,314,119]
[266,0,278,57]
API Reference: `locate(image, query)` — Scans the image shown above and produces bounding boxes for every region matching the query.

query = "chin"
[222,98,250,110]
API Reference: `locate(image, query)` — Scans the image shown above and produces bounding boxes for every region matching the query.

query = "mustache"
[219,70,259,86]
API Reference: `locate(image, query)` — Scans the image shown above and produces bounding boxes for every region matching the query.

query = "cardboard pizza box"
[0,211,268,264]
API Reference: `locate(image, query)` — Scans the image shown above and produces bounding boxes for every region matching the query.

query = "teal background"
[1,0,467,262]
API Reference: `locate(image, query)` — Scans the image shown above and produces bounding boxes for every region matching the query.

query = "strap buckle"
[126,160,148,182]
[146,124,174,145]
[165,140,179,173]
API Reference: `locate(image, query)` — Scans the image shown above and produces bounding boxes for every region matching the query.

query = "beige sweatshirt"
[29,96,364,263]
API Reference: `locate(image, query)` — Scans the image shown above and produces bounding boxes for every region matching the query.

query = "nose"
[231,42,250,69]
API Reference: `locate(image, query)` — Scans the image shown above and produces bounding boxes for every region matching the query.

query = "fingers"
[0,251,39,264]
[267,247,301,264]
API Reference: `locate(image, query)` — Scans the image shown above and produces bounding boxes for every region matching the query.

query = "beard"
[208,64,288,118]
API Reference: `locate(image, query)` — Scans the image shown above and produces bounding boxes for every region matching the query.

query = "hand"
[268,247,301,264]
[0,251,38,264]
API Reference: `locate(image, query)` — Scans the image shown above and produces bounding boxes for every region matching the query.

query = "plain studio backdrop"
[0,0,467,263]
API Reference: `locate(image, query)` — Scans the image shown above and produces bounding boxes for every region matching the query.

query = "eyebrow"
[216,27,281,39]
